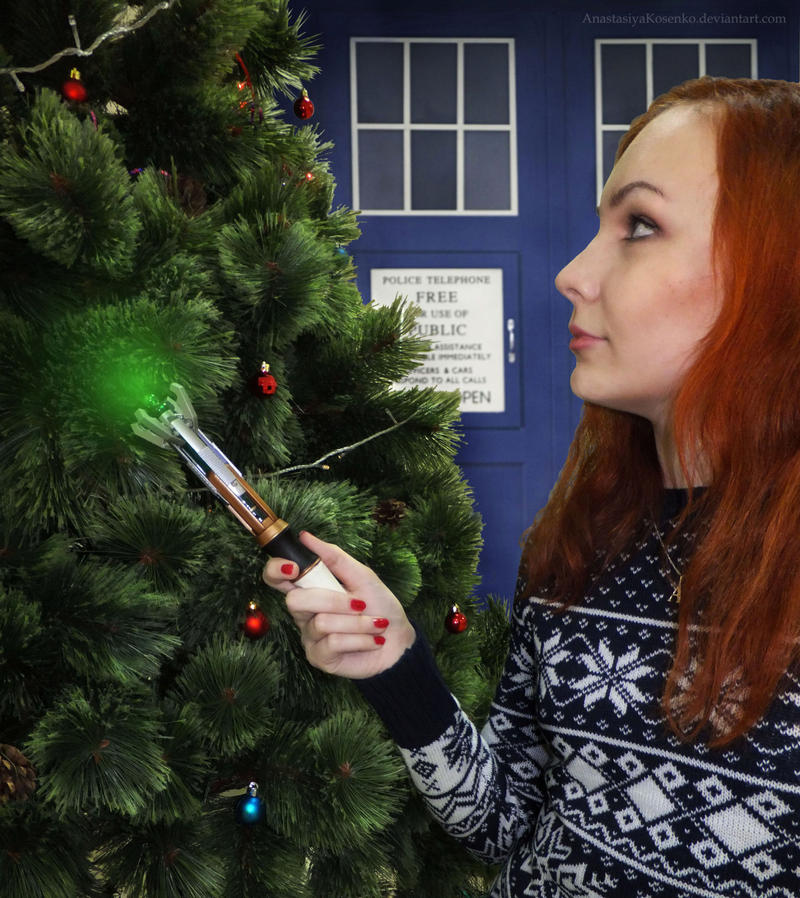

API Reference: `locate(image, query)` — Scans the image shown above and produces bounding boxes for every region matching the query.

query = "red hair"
[521,78,800,746]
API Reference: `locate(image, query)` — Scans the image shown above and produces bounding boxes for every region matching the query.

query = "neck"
[652,420,709,489]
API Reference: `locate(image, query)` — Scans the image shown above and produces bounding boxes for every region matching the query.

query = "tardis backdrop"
[299,0,798,599]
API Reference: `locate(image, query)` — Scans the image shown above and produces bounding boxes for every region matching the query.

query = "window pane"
[411,131,456,209]
[465,131,510,210]
[653,44,699,98]
[357,43,403,124]
[359,131,404,209]
[602,130,624,185]
[464,43,509,125]
[411,43,457,124]
[602,44,646,124]
[706,44,751,78]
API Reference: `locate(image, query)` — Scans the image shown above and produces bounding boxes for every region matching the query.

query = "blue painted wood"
[299,0,798,602]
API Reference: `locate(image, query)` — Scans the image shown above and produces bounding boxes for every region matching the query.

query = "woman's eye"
[626,214,658,241]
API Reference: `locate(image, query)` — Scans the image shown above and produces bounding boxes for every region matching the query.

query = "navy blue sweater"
[358,494,800,897]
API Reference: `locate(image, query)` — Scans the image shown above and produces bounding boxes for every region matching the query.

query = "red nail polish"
[373,618,389,629]
[350,599,367,612]
[374,635,386,645]
[281,563,295,576]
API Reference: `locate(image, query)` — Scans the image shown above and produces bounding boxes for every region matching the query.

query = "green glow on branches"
[77,341,175,434]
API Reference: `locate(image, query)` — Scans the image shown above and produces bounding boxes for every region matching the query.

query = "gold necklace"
[653,523,683,603]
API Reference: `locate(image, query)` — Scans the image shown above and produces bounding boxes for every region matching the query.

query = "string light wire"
[1,1,177,91]
[267,415,414,477]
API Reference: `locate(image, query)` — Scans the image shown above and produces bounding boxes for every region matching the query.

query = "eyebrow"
[596,180,666,215]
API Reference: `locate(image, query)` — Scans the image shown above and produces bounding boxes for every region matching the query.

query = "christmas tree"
[0,3,509,895]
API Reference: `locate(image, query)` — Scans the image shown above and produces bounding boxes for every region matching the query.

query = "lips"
[568,324,604,351]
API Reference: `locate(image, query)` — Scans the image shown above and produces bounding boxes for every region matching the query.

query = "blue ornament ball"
[235,782,265,825]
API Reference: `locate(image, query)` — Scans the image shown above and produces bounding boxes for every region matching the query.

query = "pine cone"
[177,175,207,217]
[0,744,37,804]
[374,499,407,528]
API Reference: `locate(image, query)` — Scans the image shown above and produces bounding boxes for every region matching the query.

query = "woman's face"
[555,104,722,429]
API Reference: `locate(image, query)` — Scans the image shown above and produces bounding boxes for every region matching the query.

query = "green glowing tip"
[143,393,170,417]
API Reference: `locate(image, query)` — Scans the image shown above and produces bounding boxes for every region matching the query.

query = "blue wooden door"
[301,0,798,601]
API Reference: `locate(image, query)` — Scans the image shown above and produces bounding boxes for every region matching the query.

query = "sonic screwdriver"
[132,383,344,593]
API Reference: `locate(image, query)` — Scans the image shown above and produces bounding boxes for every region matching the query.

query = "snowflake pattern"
[386,505,800,898]
[573,640,656,716]
[534,631,571,701]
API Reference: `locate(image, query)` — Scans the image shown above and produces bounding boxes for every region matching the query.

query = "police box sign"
[369,268,504,413]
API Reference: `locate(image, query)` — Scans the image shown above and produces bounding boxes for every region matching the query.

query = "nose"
[554,234,602,305]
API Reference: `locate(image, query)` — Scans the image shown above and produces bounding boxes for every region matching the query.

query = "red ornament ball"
[243,605,270,639]
[445,605,468,634]
[62,70,87,103]
[293,89,314,120]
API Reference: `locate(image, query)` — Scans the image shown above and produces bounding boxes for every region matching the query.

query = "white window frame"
[350,37,518,216]
[595,38,758,203]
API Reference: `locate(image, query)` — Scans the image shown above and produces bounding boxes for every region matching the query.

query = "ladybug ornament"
[249,361,277,397]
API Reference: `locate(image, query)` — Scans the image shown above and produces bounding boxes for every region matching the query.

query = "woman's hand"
[262,531,416,679]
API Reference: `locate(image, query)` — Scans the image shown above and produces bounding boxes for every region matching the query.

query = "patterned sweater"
[357,492,800,897]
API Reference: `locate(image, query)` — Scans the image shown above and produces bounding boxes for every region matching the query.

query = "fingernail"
[373,618,389,629]
[281,563,295,576]
[374,635,386,645]
[350,599,367,612]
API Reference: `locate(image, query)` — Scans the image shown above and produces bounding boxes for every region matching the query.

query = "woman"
[264,78,800,896]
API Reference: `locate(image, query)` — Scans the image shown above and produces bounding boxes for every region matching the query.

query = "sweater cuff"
[355,623,459,750]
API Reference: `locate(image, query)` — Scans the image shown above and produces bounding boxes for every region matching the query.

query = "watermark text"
[583,12,786,26]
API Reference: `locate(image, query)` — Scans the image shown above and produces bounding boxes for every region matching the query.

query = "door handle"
[507,318,516,364]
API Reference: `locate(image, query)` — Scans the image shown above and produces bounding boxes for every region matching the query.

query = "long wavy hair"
[521,77,800,747]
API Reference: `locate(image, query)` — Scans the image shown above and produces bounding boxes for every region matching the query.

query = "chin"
[569,377,641,417]
[569,369,600,405]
